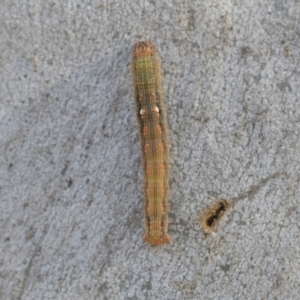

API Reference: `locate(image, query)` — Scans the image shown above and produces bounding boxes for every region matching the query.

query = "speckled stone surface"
[1,1,299,299]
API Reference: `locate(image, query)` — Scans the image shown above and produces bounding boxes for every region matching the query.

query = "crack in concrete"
[230,171,287,203]
[15,225,49,300]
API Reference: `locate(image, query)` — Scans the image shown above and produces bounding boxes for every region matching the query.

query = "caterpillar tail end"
[143,234,171,246]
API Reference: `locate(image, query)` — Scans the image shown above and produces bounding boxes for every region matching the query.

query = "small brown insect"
[199,200,230,234]
[131,41,170,246]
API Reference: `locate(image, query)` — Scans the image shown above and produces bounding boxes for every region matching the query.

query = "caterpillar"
[131,41,170,246]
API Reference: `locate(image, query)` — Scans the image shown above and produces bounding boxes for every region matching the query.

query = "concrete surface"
[1,1,300,299]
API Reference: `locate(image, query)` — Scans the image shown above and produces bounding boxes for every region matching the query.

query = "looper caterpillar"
[131,41,170,246]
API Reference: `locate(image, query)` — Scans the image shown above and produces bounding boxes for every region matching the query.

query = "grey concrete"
[1,1,299,299]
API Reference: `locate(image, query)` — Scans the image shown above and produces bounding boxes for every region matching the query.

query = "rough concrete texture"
[1,1,300,299]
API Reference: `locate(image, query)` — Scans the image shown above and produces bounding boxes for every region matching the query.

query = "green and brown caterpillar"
[131,41,170,246]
